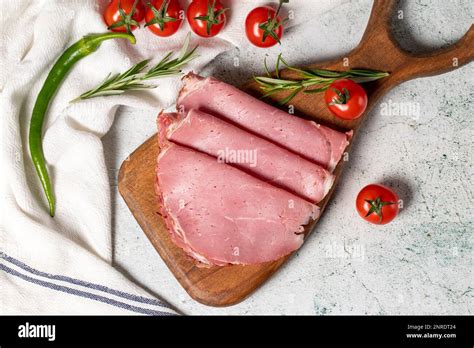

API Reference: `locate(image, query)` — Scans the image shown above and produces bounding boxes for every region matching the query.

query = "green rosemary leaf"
[350,75,388,83]
[275,53,282,79]
[278,87,304,105]
[254,76,296,85]
[348,69,389,76]
[308,69,344,78]
[303,86,329,93]
[260,87,288,99]
[263,55,272,77]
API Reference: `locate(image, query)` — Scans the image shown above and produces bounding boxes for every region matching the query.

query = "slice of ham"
[177,73,351,172]
[155,143,319,266]
[159,110,334,204]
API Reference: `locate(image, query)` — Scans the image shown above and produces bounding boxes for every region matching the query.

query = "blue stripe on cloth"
[0,252,173,310]
[0,263,176,316]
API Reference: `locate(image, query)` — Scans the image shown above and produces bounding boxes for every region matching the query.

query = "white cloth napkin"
[0,0,343,314]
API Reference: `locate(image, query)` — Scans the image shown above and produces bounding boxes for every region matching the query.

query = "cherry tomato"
[187,0,227,38]
[324,79,368,120]
[145,0,183,37]
[245,0,288,48]
[356,184,399,225]
[104,0,145,33]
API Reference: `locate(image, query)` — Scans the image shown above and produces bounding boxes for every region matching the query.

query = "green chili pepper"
[29,32,136,217]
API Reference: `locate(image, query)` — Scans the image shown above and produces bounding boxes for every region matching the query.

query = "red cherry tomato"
[145,0,183,37]
[356,184,399,225]
[245,0,287,48]
[324,79,368,120]
[104,0,145,33]
[187,0,227,38]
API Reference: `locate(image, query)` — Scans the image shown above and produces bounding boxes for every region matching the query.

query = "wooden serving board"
[118,0,473,307]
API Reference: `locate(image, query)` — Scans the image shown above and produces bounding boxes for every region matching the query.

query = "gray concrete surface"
[103,0,473,314]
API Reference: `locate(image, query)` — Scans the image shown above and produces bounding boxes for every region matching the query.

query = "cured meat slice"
[177,73,351,172]
[159,110,334,204]
[155,143,319,266]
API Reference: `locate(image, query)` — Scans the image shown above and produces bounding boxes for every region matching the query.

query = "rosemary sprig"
[255,54,389,105]
[72,33,198,102]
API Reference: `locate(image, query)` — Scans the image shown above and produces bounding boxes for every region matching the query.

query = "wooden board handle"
[352,0,474,80]
[322,0,474,113]
[400,25,474,80]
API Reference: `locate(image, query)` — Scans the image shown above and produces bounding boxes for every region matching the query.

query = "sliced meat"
[155,143,319,266]
[177,73,351,172]
[159,110,334,204]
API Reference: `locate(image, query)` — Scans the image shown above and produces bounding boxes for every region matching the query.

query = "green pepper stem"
[84,32,136,46]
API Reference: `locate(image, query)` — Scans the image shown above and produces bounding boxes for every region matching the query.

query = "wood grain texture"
[118,0,474,307]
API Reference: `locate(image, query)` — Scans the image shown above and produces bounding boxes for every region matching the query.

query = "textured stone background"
[103,0,473,314]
